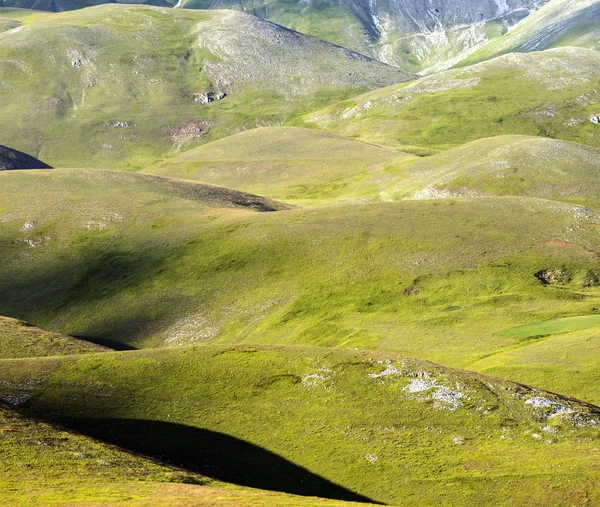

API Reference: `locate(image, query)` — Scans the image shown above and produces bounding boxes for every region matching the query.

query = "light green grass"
[389,135,600,207]
[497,314,600,339]
[1,345,600,506]
[144,126,418,206]
[304,47,600,151]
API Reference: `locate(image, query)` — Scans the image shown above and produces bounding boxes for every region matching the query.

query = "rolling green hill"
[304,47,600,152]
[0,5,410,171]
[1,168,600,403]
[391,135,600,207]
[144,131,600,208]
[143,126,417,205]
[2,344,600,506]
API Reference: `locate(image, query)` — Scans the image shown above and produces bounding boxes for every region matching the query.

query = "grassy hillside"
[1,168,600,401]
[0,5,410,171]
[145,131,600,207]
[143,127,417,206]
[0,315,106,358]
[304,47,600,152]
[459,0,600,65]
[0,144,51,170]
[1,401,373,506]
[392,135,600,207]
[2,344,600,506]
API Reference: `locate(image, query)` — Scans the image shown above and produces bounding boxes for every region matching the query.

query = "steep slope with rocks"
[3,0,563,73]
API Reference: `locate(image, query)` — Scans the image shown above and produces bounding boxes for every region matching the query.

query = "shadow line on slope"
[56,418,382,504]
[70,335,137,351]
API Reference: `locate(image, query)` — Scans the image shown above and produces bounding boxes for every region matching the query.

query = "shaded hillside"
[0,144,50,170]
[0,5,410,170]
[1,167,600,403]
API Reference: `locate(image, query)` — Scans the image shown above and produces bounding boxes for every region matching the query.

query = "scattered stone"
[19,221,35,232]
[405,378,437,393]
[534,268,570,285]
[194,92,214,104]
[365,453,378,463]
[194,91,226,103]
[453,436,464,445]
[171,122,206,143]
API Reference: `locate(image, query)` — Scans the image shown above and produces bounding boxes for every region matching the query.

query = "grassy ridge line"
[391,135,600,206]
[0,5,410,171]
[303,47,600,151]
[144,130,600,208]
[143,126,418,206]
[458,0,600,65]
[2,344,600,506]
[1,168,600,400]
[0,315,107,358]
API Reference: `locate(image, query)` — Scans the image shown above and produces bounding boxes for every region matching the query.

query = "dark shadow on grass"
[61,418,382,504]
[70,335,138,351]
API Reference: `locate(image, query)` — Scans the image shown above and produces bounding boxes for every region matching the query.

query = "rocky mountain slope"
[0,5,410,170]
[305,47,600,151]
[2,0,561,73]
[461,0,600,64]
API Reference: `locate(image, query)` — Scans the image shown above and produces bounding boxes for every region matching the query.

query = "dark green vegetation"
[497,314,600,339]
[0,5,409,171]
[0,144,51,170]
[305,47,600,152]
[2,345,600,506]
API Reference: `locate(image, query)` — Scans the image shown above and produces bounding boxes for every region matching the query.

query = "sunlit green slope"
[143,127,417,206]
[305,47,600,152]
